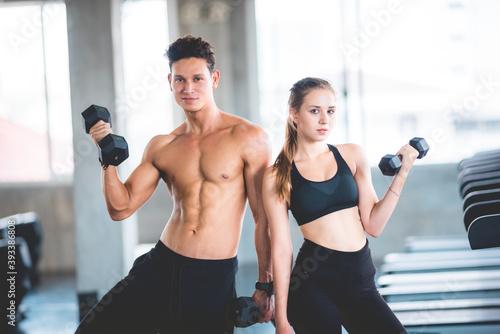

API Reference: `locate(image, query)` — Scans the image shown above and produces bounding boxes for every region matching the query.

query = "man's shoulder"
[149,122,188,146]
[220,113,270,160]
[224,113,266,140]
[149,133,177,146]
[144,132,180,156]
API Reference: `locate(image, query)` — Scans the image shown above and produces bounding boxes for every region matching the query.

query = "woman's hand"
[275,320,294,334]
[395,143,419,174]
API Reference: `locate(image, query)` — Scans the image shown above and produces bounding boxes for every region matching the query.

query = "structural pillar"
[66,0,138,321]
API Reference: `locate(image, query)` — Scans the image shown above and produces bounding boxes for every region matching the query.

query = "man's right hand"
[88,120,114,147]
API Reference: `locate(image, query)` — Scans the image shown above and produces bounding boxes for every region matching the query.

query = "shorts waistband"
[153,240,238,269]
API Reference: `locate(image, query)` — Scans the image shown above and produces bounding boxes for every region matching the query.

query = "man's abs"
[160,181,247,259]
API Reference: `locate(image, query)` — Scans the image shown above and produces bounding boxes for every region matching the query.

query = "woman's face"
[291,88,336,142]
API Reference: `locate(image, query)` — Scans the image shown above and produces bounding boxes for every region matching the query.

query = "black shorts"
[288,239,407,334]
[75,240,238,334]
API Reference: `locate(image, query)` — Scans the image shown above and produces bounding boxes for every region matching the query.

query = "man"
[76,35,273,334]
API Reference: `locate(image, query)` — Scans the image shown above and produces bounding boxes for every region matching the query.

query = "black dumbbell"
[378,137,429,176]
[227,296,260,328]
[81,105,129,166]
[227,296,276,328]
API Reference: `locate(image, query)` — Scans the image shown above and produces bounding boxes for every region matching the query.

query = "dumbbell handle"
[81,104,112,133]
[378,137,429,176]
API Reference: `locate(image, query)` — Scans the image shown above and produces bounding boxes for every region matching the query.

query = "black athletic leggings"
[75,240,238,334]
[287,239,407,334]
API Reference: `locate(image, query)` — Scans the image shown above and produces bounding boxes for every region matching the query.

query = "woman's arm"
[352,143,418,237]
[262,168,294,333]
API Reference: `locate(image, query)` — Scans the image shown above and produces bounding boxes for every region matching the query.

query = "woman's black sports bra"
[290,144,359,226]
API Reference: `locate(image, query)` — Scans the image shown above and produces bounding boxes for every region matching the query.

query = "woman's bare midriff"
[298,206,367,252]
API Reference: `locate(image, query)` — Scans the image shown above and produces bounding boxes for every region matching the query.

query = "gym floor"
[11,274,78,334]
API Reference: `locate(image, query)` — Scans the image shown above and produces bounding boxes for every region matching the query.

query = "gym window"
[255,0,500,165]
[0,2,72,183]
[0,0,173,183]
[255,0,347,159]
[120,0,173,170]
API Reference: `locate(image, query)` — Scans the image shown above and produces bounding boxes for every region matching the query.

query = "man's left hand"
[252,289,274,323]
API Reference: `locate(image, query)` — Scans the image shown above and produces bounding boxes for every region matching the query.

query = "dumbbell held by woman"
[378,137,429,176]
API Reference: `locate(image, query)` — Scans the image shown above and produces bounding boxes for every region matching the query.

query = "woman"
[262,77,415,334]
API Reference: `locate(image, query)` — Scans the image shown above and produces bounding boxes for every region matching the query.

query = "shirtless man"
[75,36,273,334]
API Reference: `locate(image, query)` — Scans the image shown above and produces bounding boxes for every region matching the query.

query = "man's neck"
[184,103,223,136]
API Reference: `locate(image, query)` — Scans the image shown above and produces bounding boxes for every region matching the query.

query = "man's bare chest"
[156,138,245,187]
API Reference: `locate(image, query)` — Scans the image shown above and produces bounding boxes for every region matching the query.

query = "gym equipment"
[0,212,42,286]
[463,199,500,230]
[378,137,429,176]
[379,243,500,332]
[81,104,129,166]
[227,296,276,328]
[462,189,500,211]
[457,148,500,250]
[380,280,500,303]
[380,256,500,274]
[378,270,500,287]
[460,171,500,196]
[382,247,500,264]
[468,213,500,250]
[404,235,470,252]
[457,163,500,184]
[378,177,500,332]
[0,238,32,318]
[395,308,500,332]
[459,155,500,171]
[227,296,260,328]
[461,177,500,198]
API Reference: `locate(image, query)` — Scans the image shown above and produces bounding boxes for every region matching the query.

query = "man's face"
[168,57,219,112]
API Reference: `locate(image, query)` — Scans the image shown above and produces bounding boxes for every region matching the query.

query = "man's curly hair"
[165,35,216,73]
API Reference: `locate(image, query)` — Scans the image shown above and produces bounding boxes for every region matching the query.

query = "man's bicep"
[244,158,268,221]
[123,137,164,211]
[243,129,272,220]
[262,170,290,245]
[124,161,161,210]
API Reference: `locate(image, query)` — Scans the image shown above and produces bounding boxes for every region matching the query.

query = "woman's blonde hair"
[272,77,334,204]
